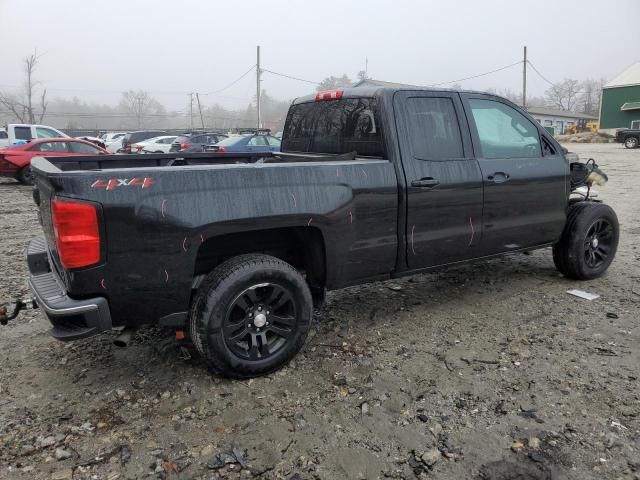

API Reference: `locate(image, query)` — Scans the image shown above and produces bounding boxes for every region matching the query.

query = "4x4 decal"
[91,177,154,190]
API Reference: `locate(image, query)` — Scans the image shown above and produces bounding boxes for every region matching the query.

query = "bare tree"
[545,79,581,111]
[119,90,164,128]
[577,78,606,116]
[0,51,48,123]
[317,74,352,91]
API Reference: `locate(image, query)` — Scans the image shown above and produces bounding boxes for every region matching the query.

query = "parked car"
[100,132,128,144]
[131,136,177,153]
[615,128,640,148]
[169,132,228,152]
[0,124,68,149]
[77,136,107,149]
[22,87,618,378]
[121,130,168,153]
[0,138,107,184]
[206,133,281,153]
[106,137,124,154]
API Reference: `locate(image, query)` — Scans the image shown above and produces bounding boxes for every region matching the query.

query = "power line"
[526,60,555,86]
[429,60,523,87]
[261,69,320,85]
[201,65,256,95]
[526,60,591,95]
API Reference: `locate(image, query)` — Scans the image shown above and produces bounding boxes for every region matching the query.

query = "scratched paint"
[410,224,416,256]
[100,278,106,289]
[468,217,475,247]
[161,199,167,218]
[348,211,353,224]
[182,237,189,252]
[164,269,169,282]
[290,192,297,208]
[307,217,313,226]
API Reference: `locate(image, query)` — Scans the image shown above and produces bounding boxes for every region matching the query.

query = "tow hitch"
[0,298,38,325]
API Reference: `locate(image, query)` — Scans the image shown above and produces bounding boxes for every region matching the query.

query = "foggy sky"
[0,0,638,111]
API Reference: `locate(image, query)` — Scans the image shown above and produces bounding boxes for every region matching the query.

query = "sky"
[0,0,638,112]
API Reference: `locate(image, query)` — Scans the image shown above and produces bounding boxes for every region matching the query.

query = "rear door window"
[468,99,541,159]
[248,136,267,146]
[282,97,384,157]
[0,130,8,139]
[404,97,464,160]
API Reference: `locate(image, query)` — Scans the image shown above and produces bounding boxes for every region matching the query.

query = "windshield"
[282,97,384,157]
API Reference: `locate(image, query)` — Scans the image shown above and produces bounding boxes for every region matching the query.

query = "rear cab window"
[14,126,32,140]
[282,97,384,157]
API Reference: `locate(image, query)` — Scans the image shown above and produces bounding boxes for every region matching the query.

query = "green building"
[600,62,640,132]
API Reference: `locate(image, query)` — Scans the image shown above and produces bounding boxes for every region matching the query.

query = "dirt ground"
[0,143,638,480]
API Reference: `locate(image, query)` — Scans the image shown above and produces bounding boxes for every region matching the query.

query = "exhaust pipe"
[113,328,136,348]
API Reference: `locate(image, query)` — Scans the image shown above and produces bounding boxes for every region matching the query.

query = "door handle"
[487,172,511,183]
[411,178,440,188]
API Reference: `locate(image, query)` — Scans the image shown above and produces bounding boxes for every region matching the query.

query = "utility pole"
[189,92,194,131]
[522,46,527,109]
[256,45,262,129]
[195,93,205,129]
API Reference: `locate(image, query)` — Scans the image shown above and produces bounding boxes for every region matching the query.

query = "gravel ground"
[0,143,638,480]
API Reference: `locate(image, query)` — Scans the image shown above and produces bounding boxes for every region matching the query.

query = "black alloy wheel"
[223,282,296,361]
[583,218,614,268]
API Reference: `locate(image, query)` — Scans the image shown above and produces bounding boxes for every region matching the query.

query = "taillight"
[315,90,343,101]
[51,198,101,269]
[217,147,226,153]
[180,143,190,150]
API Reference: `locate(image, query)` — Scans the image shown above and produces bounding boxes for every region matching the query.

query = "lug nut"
[266,322,270,326]
[249,312,253,317]
[258,306,262,311]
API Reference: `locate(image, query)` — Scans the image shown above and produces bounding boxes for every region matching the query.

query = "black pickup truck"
[19,87,619,378]
[615,128,640,148]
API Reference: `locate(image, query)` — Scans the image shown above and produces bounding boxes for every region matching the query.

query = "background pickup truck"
[615,128,640,148]
[25,87,619,378]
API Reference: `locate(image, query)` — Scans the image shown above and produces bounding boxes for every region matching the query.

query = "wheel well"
[194,226,326,293]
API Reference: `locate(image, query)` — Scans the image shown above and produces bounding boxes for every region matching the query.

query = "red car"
[0,138,108,184]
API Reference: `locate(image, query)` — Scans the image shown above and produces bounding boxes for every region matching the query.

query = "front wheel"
[624,136,638,149]
[190,254,313,378]
[553,202,619,280]
[18,166,33,185]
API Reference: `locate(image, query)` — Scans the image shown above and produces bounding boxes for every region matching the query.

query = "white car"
[0,123,68,149]
[106,137,124,153]
[101,132,128,144]
[132,135,177,153]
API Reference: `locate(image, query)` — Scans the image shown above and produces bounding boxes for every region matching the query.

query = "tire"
[624,136,638,149]
[18,166,33,185]
[189,254,313,378]
[552,202,619,280]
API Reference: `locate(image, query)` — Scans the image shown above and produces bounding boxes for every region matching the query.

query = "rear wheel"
[553,202,619,280]
[18,166,33,185]
[624,136,638,149]
[190,254,313,378]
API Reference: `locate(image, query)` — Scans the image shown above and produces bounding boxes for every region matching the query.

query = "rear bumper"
[27,236,112,341]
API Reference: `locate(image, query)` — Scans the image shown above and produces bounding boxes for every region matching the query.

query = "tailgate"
[32,169,62,273]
